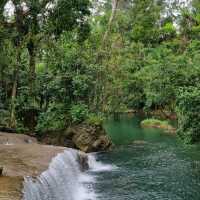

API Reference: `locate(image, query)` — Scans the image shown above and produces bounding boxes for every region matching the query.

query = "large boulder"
[39,131,75,149]
[64,124,112,153]
[39,124,112,152]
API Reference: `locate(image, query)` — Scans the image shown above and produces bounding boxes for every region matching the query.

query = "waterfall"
[88,154,117,172]
[23,149,98,200]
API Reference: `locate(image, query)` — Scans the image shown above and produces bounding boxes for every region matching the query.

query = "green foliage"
[36,103,69,132]
[141,118,170,127]
[70,104,89,123]
[141,118,175,132]
[160,22,176,41]
[128,0,164,44]
[124,75,145,109]
[16,122,29,134]
[176,87,200,143]
[0,109,10,127]
[1,0,200,144]
[86,113,105,126]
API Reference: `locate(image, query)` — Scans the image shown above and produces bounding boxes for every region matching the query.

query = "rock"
[39,124,112,152]
[39,133,75,148]
[72,131,95,152]
[92,135,112,151]
[0,177,23,200]
[0,167,3,176]
[77,152,89,171]
[65,124,112,153]
[0,144,65,177]
[0,143,66,200]
[132,140,147,145]
[0,132,37,145]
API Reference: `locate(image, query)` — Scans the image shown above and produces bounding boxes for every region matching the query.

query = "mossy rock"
[141,118,176,133]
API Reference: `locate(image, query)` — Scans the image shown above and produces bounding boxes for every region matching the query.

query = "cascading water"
[88,154,117,172]
[23,149,115,200]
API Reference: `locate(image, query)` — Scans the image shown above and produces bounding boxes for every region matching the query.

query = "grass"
[141,118,176,133]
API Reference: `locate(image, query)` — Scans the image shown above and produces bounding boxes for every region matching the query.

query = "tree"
[102,0,120,46]
[1,0,91,100]
[176,86,200,143]
[0,0,91,129]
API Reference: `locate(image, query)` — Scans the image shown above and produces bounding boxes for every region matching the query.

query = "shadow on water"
[92,114,200,200]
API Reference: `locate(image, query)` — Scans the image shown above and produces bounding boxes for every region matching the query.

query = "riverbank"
[0,132,89,199]
[113,109,177,120]
[0,122,112,153]
[127,109,177,134]
[141,118,176,134]
[38,123,112,153]
[0,131,105,200]
[0,124,112,200]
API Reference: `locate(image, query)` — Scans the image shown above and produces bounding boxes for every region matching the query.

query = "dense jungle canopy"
[0,0,200,143]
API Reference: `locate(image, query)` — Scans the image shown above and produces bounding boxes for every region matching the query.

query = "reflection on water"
[91,115,200,200]
[104,114,176,145]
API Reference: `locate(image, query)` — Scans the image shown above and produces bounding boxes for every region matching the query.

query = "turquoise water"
[103,114,176,145]
[92,115,200,200]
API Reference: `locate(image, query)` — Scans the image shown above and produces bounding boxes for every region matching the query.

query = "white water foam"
[88,153,118,172]
[23,149,117,200]
[23,149,96,200]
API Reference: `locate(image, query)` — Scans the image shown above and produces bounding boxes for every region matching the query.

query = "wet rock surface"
[0,143,65,177]
[0,132,66,200]
[0,177,23,200]
[64,124,112,152]
[40,124,112,153]
[0,132,37,145]
[0,126,111,199]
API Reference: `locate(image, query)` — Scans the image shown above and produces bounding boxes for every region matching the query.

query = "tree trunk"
[102,0,120,47]
[28,40,36,99]
[10,50,20,128]
[93,0,120,112]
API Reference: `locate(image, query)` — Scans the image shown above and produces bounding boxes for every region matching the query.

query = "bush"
[36,103,69,132]
[0,109,10,127]
[141,118,174,132]
[141,118,169,127]
[70,104,89,123]
[86,113,105,126]
[16,122,29,133]
[176,86,200,143]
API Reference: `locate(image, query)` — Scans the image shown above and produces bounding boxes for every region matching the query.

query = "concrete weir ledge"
[0,132,66,200]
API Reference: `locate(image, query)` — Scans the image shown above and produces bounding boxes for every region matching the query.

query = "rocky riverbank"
[39,123,112,152]
[0,132,66,200]
[0,123,112,200]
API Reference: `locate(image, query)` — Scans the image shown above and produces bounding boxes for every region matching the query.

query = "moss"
[141,118,176,133]
[86,114,105,126]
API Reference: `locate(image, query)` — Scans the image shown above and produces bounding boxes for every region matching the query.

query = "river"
[23,114,200,200]
[93,114,200,200]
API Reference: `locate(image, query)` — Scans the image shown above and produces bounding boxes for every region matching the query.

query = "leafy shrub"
[86,113,105,126]
[176,86,200,143]
[141,118,169,127]
[70,104,89,123]
[140,118,174,132]
[0,109,10,126]
[36,103,69,132]
[16,122,29,133]
[160,22,176,41]
[124,76,146,109]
